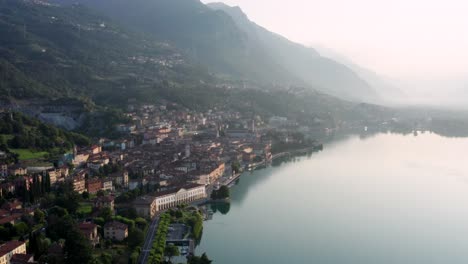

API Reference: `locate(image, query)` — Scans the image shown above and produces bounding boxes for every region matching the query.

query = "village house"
[90,145,102,155]
[94,196,115,211]
[8,165,27,177]
[72,151,89,167]
[0,164,8,178]
[9,254,34,264]
[133,196,157,219]
[0,241,26,264]
[86,178,102,194]
[72,177,86,194]
[101,178,113,192]
[104,221,128,241]
[78,222,100,247]
[109,171,129,188]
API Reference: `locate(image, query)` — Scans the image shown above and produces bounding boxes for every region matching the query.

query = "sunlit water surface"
[197,133,468,264]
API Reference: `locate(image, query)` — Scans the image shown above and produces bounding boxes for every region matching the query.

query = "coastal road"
[139,216,160,264]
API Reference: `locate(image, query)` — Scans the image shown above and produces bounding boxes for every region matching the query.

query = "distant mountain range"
[312,45,406,102]
[50,0,401,103]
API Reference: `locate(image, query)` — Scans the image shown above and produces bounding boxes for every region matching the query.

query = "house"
[72,153,89,167]
[0,164,8,178]
[86,178,102,194]
[0,241,27,264]
[8,165,27,176]
[104,221,128,241]
[72,177,86,194]
[101,178,113,192]
[10,254,34,264]
[90,145,102,155]
[110,171,128,188]
[78,222,99,247]
[94,196,114,211]
[133,196,157,219]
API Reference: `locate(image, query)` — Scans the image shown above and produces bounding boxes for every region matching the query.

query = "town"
[0,101,322,264]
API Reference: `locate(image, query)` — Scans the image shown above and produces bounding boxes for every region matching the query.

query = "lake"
[197,132,468,264]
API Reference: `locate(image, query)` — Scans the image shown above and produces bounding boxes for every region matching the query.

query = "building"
[78,222,100,247]
[155,184,206,212]
[86,178,102,194]
[110,171,129,188]
[0,164,7,178]
[8,165,27,177]
[90,145,102,155]
[104,221,128,241]
[101,179,113,192]
[94,196,114,211]
[72,177,86,194]
[133,196,157,219]
[0,241,26,264]
[10,254,34,264]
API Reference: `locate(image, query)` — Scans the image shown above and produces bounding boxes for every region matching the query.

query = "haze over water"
[198,133,468,264]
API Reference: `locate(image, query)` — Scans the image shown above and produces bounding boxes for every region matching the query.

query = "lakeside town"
[0,101,322,264]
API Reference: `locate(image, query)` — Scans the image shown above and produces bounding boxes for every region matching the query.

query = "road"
[139,216,160,264]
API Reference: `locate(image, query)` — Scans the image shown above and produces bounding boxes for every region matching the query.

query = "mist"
[202,0,468,108]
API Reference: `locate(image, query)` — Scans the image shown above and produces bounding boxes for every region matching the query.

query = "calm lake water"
[197,132,468,264]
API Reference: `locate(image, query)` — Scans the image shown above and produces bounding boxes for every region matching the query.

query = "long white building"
[155,184,206,211]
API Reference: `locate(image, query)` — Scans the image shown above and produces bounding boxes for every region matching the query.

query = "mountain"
[0,0,215,106]
[312,45,406,103]
[53,0,380,102]
[207,2,379,102]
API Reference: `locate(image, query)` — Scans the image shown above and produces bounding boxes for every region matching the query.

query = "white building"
[155,184,206,211]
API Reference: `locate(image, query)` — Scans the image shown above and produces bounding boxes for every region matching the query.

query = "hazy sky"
[202,0,468,82]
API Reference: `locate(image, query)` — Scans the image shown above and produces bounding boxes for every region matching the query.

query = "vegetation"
[0,112,90,162]
[148,213,171,264]
[210,186,230,200]
[187,253,213,264]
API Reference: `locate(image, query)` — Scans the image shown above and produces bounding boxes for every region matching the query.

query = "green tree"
[34,209,46,224]
[127,228,144,249]
[164,244,180,263]
[99,207,113,222]
[187,253,212,264]
[231,161,241,174]
[64,228,93,264]
[14,222,29,237]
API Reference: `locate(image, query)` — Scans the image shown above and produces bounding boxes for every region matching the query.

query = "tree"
[99,207,113,222]
[164,244,180,263]
[231,161,241,174]
[34,209,45,224]
[14,222,29,237]
[64,228,93,264]
[187,253,212,264]
[127,228,144,249]
[82,191,90,200]
[97,190,105,197]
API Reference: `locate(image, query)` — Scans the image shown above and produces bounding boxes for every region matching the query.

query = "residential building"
[110,171,128,188]
[86,178,102,194]
[104,221,128,241]
[94,196,114,211]
[10,254,34,264]
[8,165,27,177]
[72,177,86,194]
[0,164,7,178]
[133,196,157,219]
[155,184,206,211]
[78,222,99,247]
[101,179,113,192]
[0,241,26,264]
